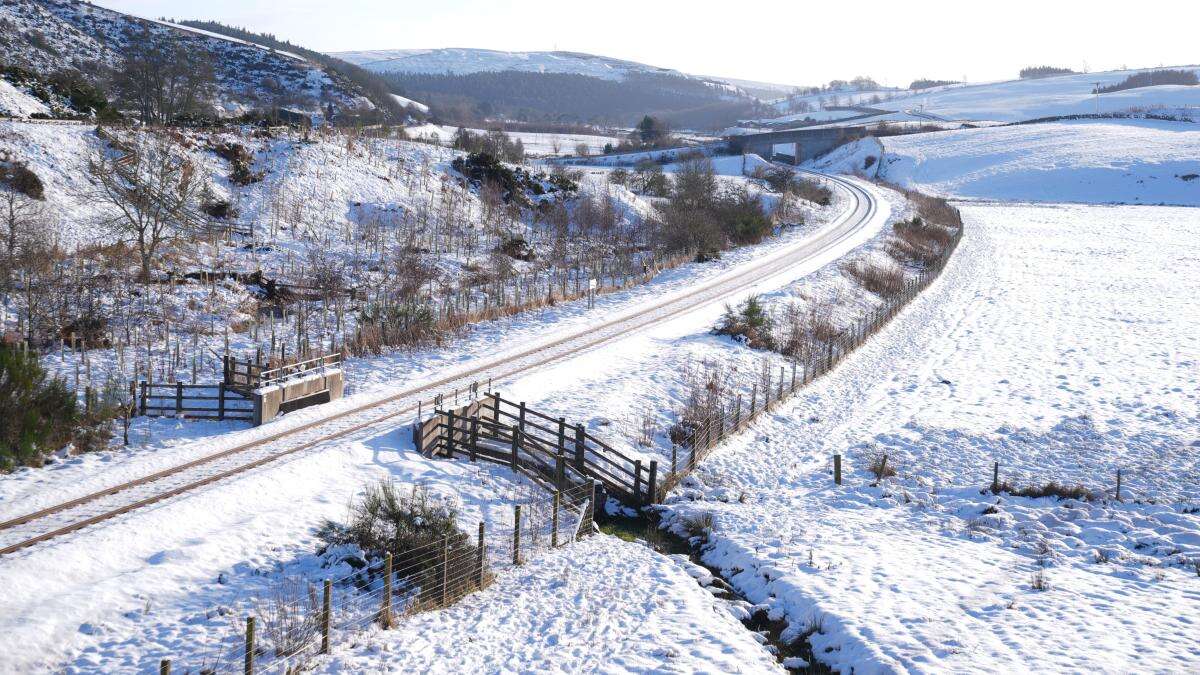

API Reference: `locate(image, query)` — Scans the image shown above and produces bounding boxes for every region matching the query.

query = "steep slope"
[0,0,379,118]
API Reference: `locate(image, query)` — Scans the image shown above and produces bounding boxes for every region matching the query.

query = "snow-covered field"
[757,67,1200,126]
[815,118,1200,205]
[313,535,783,674]
[654,202,1200,671]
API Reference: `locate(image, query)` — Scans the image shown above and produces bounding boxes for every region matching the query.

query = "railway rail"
[0,169,880,557]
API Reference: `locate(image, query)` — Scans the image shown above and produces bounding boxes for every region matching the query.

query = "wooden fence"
[137,381,254,422]
[416,393,658,506]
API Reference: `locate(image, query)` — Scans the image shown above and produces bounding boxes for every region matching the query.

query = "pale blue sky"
[97,0,1198,86]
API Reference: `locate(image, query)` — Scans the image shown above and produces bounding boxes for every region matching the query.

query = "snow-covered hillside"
[755,66,1200,126]
[336,48,687,81]
[0,0,373,117]
[813,118,1200,205]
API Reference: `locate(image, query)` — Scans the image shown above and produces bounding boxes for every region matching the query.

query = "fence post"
[140,381,147,415]
[381,553,393,629]
[791,362,797,391]
[671,445,678,476]
[518,401,527,433]
[834,454,842,485]
[778,366,785,401]
[175,381,183,416]
[321,579,331,654]
[243,616,255,675]
[992,461,999,493]
[574,424,586,471]
[552,491,560,548]
[510,426,519,470]
[469,416,479,462]
[557,417,566,452]
[218,383,226,421]
[445,410,456,458]
[1115,469,1122,502]
[441,536,450,606]
[734,394,742,429]
[647,460,658,505]
[476,522,485,588]
[160,659,171,675]
[750,384,757,415]
[633,460,643,503]
[513,504,522,565]
[555,449,565,492]
[765,369,772,408]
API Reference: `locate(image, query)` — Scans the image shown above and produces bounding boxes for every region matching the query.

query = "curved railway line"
[0,169,880,557]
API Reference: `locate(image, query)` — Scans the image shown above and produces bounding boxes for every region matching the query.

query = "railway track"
[0,170,880,557]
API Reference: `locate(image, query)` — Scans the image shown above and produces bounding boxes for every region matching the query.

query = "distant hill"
[333,47,769,130]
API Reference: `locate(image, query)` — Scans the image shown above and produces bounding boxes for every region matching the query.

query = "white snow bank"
[313,536,783,673]
[0,80,51,118]
[814,119,1200,205]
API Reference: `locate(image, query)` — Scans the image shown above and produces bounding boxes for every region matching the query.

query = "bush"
[0,344,77,470]
[1096,69,1198,94]
[887,217,955,266]
[844,259,906,298]
[791,178,832,206]
[0,162,45,200]
[317,482,478,608]
[715,295,775,350]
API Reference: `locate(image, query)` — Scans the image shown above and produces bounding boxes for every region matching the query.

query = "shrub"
[844,259,906,297]
[0,344,77,470]
[887,217,955,266]
[715,295,775,350]
[791,178,832,206]
[317,482,478,609]
[869,453,897,481]
[0,162,45,200]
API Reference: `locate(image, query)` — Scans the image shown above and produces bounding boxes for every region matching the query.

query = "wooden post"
[750,384,757,415]
[244,616,255,675]
[381,553,393,629]
[321,579,331,654]
[140,381,147,415]
[445,410,456,458]
[441,536,450,606]
[552,491,560,547]
[555,449,565,492]
[992,461,999,493]
[633,460,643,503]
[476,522,485,588]
[574,424,586,471]
[469,416,479,462]
[175,381,183,416]
[647,460,658,505]
[791,362,797,391]
[513,505,522,565]
[510,426,519,470]
[518,401,527,433]
[834,454,842,485]
[218,383,226,421]
[1116,469,1122,502]
[159,659,171,675]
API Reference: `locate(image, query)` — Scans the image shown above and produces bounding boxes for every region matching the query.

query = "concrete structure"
[726,125,870,164]
[253,369,345,426]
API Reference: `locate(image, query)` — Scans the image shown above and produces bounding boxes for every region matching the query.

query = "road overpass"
[726,125,870,164]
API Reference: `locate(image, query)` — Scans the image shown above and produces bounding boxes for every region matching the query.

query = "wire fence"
[657,219,965,499]
[163,481,595,674]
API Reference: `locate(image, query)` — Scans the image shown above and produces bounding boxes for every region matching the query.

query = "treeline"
[909,78,958,90]
[175,19,413,121]
[1096,69,1198,94]
[790,76,882,96]
[1020,66,1077,79]
[380,70,757,128]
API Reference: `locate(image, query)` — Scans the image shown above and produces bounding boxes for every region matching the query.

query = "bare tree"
[112,29,216,124]
[0,163,47,295]
[88,132,204,280]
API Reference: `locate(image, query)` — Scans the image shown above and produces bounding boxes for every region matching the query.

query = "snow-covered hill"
[0,0,375,117]
[811,118,1200,206]
[753,66,1200,126]
[337,48,685,81]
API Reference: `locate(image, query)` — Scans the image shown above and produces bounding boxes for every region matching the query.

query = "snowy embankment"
[659,203,1200,671]
[0,172,869,672]
[814,118,1200,205]
[402,122,622,157]
[313,535,782,674]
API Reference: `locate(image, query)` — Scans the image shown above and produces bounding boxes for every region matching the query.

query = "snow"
[814,118,1200,205]
[314,535,783,673]
[755,67,1200,125]
[0,80,51,118]
[0,171,867,672]
[654,202,1200,671]
[402,123,623,157]
[389,93,429,113]
[334,48,686,82]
